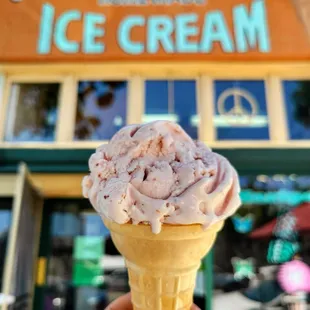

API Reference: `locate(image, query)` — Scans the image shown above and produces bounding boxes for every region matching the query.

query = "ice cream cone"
[292,0,310,38]
[103,217,224,310]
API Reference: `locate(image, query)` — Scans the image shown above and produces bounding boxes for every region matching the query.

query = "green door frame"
[1,147,310,310]
[204,249,214,310]
[33,203,52,310]
[1,148,310,175]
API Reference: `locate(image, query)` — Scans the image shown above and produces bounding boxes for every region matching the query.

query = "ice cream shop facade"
[1,0,310,309]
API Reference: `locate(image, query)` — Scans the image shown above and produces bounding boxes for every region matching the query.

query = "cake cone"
[292,0,310,38]
[103,218,224,310]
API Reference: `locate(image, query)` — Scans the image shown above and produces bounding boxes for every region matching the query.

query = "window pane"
[282,80,310,140]
[5,83,60,142]
[45,202,124,310]
[145,81,169,115]
[144,80,198,139]
[214,80,269,140]
[75,81,127,141]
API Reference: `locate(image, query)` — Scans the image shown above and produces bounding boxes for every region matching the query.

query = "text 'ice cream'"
[83,121,241,234]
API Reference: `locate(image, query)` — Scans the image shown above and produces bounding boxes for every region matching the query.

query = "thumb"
[105,293,133,310]
[191,304,201,310]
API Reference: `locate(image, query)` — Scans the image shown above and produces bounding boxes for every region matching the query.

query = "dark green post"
[33,202,52,310]
[204,248,214,310]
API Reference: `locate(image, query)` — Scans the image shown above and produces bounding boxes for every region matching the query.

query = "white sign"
[0,294,15,306]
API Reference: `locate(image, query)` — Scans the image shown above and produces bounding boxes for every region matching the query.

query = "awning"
[250,203,310,239]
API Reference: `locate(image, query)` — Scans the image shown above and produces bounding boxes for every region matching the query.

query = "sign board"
[73,236,105,286]
[73,236,104,260]
[1,0,310,62]
[73,260,104,287]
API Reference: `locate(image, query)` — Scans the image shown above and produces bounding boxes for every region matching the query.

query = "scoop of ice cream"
[82,121,241,234]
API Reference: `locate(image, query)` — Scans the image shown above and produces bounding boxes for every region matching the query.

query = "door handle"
[36,257,47,286]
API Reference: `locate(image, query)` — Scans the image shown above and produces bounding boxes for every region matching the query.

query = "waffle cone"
[103,218,224,310]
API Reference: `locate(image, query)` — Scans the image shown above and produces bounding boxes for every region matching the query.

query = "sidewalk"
[213,291,310,310]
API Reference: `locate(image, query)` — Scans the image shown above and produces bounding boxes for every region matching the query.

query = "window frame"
[279,76,310,142]
[210,77,281,144]
[0,62,309,149]
[66,75,132,147]
[0,75,66,146]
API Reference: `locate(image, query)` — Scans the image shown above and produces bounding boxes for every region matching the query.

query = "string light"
[257,175,268,183]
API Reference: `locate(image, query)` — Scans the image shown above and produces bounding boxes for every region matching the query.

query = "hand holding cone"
[105,293,201,310]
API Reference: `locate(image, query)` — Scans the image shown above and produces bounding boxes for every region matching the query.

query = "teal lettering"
[234,0,270,52]
[200,11,234,53]
[55,10,81,53]
[175,14,198,53]
[147,16,174,53]
[84,13,105,54]
[37,3,54,54]
[118,16,145,55]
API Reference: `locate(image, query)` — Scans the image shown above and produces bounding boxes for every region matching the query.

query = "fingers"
[191,304,201,310]
[105,293,201,310]
[105,293,133,310]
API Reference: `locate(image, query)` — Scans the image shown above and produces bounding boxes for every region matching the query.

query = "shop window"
[4,83,60,142]
[144,80,198,139]
[282,80,310,140]
[213,80,270,140]
[74,81,127,141]
[213,174,310,308]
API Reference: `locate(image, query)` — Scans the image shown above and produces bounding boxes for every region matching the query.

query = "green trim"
[0,149,92,173]
[204,248,214,310]
[1,148,310,174]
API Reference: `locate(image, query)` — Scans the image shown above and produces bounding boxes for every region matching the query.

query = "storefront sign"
[37,1,270,55]
[1,0,310,61]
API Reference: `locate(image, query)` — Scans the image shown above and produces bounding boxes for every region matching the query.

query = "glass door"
[0,198,13,303]
[1,163,43,310]
[43,200,128,310]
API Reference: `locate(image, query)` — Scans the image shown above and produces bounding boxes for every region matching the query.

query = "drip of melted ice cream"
[82,121,241,234]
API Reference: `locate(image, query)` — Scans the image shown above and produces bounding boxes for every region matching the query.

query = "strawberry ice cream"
[82,121,241,234]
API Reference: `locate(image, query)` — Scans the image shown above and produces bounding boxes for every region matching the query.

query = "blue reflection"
[51,212,111,238]
[282,81,310,140]
[239,176,250,188]
[144,80,198,139]
[214,80,270,140]
[52,212,80,237]
[0,211,11,234]
[82,213,110,238]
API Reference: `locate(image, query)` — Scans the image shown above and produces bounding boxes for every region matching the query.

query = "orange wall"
[0,0,309,62]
